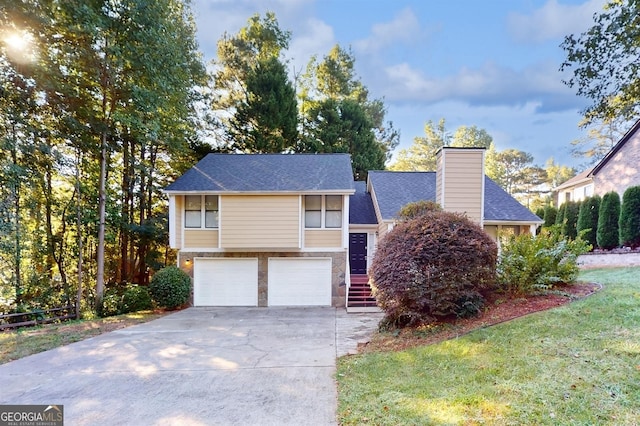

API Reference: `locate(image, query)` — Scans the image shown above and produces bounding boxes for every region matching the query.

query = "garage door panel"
[194,258,258,306]
[268,258,331,306]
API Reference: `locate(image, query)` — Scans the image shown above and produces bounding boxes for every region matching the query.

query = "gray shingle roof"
[165,153,355,193]
[349,181,377,224]
[368,171,542,223]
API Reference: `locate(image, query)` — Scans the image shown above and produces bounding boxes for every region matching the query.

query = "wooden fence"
[0,306,77,331]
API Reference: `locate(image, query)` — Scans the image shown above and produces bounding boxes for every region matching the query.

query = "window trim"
[184,195,219,229]
[304,195,343,229]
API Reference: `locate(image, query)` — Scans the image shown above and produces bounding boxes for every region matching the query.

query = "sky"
[190,0,609,170]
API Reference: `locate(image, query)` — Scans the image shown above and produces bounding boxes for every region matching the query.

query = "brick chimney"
[436,147,485,226]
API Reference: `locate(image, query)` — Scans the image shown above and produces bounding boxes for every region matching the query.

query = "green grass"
[0,310,166,364]
[337,267,640,425]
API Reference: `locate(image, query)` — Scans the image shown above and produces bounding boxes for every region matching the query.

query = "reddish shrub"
[370,210,498,328]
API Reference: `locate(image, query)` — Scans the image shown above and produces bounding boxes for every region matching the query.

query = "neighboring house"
[164,147,542,309]
[554,167,595,206]
[555,118,640,205]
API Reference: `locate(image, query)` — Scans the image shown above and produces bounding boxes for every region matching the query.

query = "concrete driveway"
[0,307,382,425]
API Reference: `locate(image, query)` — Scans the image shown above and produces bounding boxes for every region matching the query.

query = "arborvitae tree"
[577,195,601,249]
[597,191,621,250]
[535,207,545,221]
[555,202,566,231]
[563,201,581,240]
[619,186,640,248]
[543,205,558,228]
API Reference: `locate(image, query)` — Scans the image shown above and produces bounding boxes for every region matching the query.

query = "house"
[164,147,542,309]
[555,118,640,205]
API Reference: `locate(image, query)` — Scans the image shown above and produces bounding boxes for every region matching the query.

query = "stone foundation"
[178,251,347,307]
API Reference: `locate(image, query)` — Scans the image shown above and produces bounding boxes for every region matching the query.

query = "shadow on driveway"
[1,307,382,425]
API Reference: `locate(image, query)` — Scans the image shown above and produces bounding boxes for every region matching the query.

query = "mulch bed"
[359,282,601,353]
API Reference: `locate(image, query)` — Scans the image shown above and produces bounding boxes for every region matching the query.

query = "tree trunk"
[75,149,83,318]
[96,132,107,308]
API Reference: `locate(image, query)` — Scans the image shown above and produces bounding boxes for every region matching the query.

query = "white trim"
[342,195,350,249]
[181,247,347,253]
[480,149,485,228]
[168,196,176,248]
[164,190,355,196]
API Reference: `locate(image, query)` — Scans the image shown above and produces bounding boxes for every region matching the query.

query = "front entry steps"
[347,274,381,313]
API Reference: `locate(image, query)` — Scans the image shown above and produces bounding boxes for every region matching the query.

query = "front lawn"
[337,267,640,425]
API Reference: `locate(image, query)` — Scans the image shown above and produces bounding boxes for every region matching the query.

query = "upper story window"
[304,195,342,229]
[185,195,218,229]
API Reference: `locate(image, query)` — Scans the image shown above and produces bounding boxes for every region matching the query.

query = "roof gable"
[165,153,355,193]
[368,171,541,223]
[591,118,640,176]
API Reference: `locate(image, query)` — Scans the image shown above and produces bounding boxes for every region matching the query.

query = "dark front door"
[349,233,368,275]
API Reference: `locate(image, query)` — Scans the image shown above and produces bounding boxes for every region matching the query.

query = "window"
[304,195,342,229]
[325,195,342,228]
[185,195,218,229]
[305,195,322,228]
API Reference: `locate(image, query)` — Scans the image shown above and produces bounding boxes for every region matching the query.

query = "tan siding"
[175,196,183,248]
[305,230,342,248]
[438,149,484,224]
[220,195,300,248]
[184,229,219,248]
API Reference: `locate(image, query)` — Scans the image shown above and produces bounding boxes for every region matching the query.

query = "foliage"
[229,56,298,152]
[496,226,590,295]
[577,195,600,249]
[561,0,640,123]
[597,191,621,249]
[298,98,385,180]
[390,119,492,172]
[212,12,290,120]
[0,0,205,312]
[149,266,190,310]
[619,185,640,248]
[570,116,626,165]
[545,157,577,188]
[100,284,153,317]
[543,204,558,228]
[298,44,398,170]
[562,200,581,240]
[369,210,497,328]
[396,201,441,221]
[555,202,566,227]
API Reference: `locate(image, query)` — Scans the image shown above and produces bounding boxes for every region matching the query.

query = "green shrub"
[563,200,580,239]
[396,200,441,220]
[597,191,621,249]
[149,266,191,309]
[100,284,153,317]
[370,210,497,328]
[555,202,566,228]
[121,285,153,313]
[577,195,600,249]
[101,288,122,317]
[619,185,640,248]
[497,226,591,295]
[543,205,557,228]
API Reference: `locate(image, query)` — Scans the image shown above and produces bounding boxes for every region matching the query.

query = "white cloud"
[354,7,420,53]
[507,0,608,43]
[381,60,581,113]
[288,18,336,74]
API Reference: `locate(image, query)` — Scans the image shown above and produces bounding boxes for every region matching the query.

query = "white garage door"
[193,258,258,306]
[268,258,332,306]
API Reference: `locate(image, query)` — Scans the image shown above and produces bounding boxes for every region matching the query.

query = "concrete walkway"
[0,307,382,426]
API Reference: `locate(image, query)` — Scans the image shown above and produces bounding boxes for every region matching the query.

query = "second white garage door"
[268,258,332,306]
[193,258,258,306]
